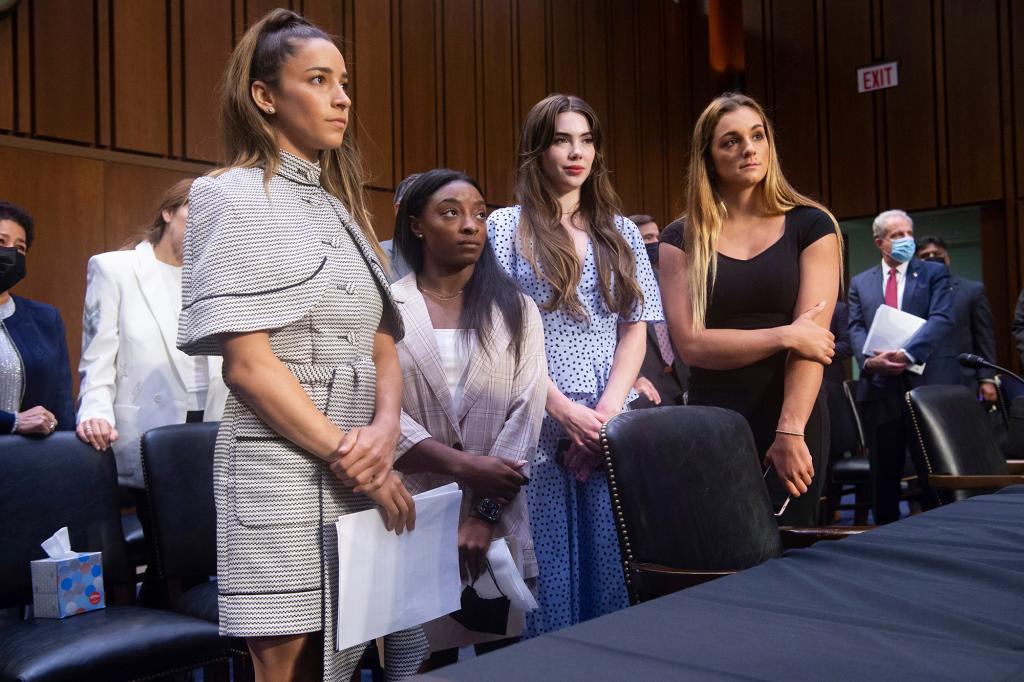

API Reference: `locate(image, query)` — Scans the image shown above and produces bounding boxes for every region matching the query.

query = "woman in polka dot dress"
[487,94,663,636]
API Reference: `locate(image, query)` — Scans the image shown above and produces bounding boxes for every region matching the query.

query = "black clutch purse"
[449,560,511,635]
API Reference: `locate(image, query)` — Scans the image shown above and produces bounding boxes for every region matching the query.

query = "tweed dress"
[177,151,427,681]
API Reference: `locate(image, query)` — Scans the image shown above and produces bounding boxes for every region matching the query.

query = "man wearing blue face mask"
[848,209,958,524]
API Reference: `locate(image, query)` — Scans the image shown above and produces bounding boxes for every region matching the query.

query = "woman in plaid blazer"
[391,170,548,665]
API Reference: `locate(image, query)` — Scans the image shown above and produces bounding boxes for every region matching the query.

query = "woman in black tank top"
[659,93,842,525]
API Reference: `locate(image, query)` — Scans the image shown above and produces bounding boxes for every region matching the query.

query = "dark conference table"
[426,487,1024,681]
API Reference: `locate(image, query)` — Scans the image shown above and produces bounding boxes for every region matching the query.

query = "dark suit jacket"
[824,300,852,384]
[1013,288,1024,369]
[848,259,959,403]
[632,323,688,409]
[0,295,75,432]
[948,275,997,393]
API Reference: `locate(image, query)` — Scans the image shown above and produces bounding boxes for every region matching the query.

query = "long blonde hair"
[684,92,842,330]
[217,8,384,259]
[515,94,643,320]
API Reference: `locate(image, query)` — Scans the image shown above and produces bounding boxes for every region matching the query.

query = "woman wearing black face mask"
[0,201,75,437]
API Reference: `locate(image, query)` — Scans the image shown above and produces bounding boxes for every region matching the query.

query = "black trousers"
[859,378,910,525]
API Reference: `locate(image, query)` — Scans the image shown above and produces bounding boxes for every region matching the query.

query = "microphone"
[957,353,1024,386]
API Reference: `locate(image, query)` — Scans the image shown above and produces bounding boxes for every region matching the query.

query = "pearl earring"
[266,106,275,114]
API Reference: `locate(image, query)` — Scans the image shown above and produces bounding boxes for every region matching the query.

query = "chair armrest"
[928,474,1024,490]
[779,526,872,549]
[631,562,733,596]
[1005,460,1024,474]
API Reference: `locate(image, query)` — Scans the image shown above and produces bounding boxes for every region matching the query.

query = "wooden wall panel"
[516,0,548,123]
[881,0,938,210]
[15,5,30,135]
[440,0,478,178]
[579,0,610,136]
[479,0,516,206]
[0,146,105,392]
[0,14,14,132]
[636,0,666,217]
[824,0,876,218]
[352,0,395,188]
[550,0,580,96]
[245,0,288,26]
[608,0,640,213]
[32,0,95,143]
[367,188,396,242]
[113,0,169,155]
[1016,0,1024,201]
[183,0,233,162]
[302,0,345,38]
[661,0,689,219]
[943,0,1002,205]
[398,0,438,178]
[768,0,821,200]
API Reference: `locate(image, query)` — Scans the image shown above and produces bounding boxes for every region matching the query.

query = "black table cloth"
[426,487,1024,681]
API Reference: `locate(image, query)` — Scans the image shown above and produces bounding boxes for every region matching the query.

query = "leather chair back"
[602,406,782,594]
[0,433,131,608]
[140,422,219,580]
[826,381,861,460]
[905,385,1009,504]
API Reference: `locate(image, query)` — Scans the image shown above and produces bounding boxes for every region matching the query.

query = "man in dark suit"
[630,215,688,408]
[915,236,998,403]
[1015,288,1024,369]
[848,209,959,524]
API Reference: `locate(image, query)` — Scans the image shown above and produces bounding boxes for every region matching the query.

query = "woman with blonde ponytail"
[660,92,841,525]
[176,9,426,681]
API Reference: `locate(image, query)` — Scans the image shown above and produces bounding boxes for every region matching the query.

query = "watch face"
[475,498,502,523]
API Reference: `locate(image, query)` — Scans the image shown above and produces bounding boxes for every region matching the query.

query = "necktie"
[885,267,898,309]
[652,321,675,367]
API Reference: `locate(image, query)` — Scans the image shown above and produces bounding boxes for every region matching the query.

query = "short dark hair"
[916,235,946,252]
[0,201,35,248]
[629,214,656,227]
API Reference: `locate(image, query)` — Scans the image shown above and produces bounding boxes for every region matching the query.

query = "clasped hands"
[864,349,910,375]
[555,401,616,483]
[328,421,415,534]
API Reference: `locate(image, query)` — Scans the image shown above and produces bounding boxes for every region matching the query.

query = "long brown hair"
[217,8,384,259]
[515,94,643,320]
[684,92,842,330]
[122,178,193,250]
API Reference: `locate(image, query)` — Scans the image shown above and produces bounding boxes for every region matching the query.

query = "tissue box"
[31,552,105,619]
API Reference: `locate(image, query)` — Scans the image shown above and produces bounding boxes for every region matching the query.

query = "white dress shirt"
[880,259,909,310]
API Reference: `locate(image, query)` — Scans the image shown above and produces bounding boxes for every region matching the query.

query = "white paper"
[863,304,927,375]
[41,527,76,559]
[335,483,463,651]
[471,538,538,612]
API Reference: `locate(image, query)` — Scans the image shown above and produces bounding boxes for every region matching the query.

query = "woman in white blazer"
[391,170,548,666]
[76,178,227,488]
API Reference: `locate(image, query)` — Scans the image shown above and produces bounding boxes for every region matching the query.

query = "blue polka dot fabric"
[487,206,663,637]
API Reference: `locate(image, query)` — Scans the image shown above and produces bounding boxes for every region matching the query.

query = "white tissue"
[473,538,539,612]
[40,527,77,560]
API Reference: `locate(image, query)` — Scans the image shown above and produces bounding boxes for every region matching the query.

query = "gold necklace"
[417,283,464,301]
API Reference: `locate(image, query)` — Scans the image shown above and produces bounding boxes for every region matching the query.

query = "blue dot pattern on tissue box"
[57,554,104,616]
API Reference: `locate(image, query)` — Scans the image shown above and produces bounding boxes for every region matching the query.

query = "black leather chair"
[995,374,1024,458]
[823,380,870,524]
[0,433,228,681]
[905,385,1024,509]
[140,422,251,675]
[602,406,867,603]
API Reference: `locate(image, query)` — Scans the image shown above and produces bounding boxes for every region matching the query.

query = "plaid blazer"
[392,275,547,579]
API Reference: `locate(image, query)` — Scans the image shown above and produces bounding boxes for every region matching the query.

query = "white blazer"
[78,241,227,488]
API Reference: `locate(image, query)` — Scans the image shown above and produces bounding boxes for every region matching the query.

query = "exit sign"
[857,61,899,93]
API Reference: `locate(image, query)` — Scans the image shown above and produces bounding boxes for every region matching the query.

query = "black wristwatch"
[470,497,503,524]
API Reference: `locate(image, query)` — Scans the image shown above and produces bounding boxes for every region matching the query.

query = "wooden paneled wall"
[743,0,1024,369]
[0,0,706,392]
